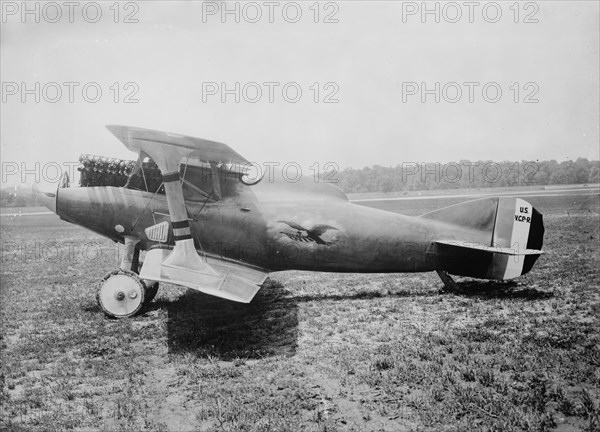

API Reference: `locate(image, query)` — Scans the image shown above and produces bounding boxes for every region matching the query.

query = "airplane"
[33,125,544,318]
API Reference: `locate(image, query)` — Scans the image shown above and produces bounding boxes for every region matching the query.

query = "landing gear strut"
[97,236,159,318]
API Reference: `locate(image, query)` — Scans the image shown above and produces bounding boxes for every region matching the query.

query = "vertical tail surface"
[423,197,544,280]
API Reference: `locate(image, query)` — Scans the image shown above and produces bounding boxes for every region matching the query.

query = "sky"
[1,1,599,187]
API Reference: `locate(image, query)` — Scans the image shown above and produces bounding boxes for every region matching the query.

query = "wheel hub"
[97,270,145,318]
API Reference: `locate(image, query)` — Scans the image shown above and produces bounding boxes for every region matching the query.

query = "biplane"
[33,125,544,318]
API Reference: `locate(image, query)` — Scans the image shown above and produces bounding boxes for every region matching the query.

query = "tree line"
[333,158,600,193]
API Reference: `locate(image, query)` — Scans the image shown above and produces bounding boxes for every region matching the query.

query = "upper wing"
[106,125,249,167]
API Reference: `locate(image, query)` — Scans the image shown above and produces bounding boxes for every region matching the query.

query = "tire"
[97,269,146,318]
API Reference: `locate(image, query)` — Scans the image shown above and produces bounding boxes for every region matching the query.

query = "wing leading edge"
[106,125,249,166]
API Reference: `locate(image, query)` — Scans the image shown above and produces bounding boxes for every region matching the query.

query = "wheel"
[97,269,146,318]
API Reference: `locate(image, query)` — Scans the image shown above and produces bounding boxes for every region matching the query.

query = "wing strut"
[210,163,222,200]
[155,149,218,277]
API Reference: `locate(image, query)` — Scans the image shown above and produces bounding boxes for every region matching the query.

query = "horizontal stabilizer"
[435,240,543,256]
[434,240,543,280]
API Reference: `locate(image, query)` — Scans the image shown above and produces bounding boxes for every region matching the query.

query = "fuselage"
[51,177,488,273]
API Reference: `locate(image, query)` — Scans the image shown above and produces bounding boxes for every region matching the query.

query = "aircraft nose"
[32,183,57,214]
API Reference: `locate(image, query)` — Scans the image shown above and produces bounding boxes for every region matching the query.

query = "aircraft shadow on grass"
[290,278,554,302]
[447,279,554,300]
[292,288,439,303]
[140,280,435,358]
[155,280,299,360]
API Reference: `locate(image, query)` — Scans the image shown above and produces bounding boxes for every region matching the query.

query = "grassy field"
[1,192,599,431]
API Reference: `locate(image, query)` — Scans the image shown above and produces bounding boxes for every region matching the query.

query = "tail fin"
[422,197,544,280]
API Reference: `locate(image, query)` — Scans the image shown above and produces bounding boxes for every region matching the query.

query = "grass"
[1,192,599,431]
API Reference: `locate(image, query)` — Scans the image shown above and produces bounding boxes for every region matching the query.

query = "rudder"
[490,197,544,279]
